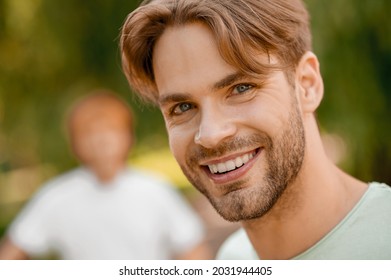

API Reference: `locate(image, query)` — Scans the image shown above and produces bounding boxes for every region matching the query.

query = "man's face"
[71,111,132,180]
[153,22,305,222]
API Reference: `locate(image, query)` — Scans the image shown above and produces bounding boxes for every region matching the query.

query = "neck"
[242,117,367,259]
[91,163,126,184]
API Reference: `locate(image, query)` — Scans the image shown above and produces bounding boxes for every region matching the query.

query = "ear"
[296,51,324,113]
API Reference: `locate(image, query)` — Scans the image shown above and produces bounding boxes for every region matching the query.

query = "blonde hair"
[120,0,311,104]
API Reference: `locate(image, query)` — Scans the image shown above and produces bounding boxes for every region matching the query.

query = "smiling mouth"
[204,149,259,175]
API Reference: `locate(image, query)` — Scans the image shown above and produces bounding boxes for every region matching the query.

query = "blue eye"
[233,84,253,94]
[173,102,193,115]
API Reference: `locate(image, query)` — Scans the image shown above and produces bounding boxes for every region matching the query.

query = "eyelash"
[170,102,194,116]
[231,83,255,95]
[167,83,257,116]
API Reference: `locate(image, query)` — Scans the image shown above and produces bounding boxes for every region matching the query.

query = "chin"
[199,180,272,222]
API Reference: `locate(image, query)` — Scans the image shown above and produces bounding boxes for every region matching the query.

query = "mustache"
[187,134,272,164]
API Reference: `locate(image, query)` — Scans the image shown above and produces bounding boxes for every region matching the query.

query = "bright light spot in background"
[130,148,191,190]
[321,133,348,165]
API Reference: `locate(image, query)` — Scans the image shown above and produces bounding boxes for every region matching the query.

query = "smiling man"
[120,0,391,259]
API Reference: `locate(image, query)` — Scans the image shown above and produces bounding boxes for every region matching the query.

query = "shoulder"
[121,167,177,192]
[368,182,391,192]
[45,167,88,186]
[360,182,391,211]
[365,182,391,202]
[23,167,90,207]
[216,228,258,260]
[37,168,89,193]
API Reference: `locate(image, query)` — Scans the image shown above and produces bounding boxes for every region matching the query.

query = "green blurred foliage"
[0,0,166,176]
[306,0,391,183]
[0,0,390,197]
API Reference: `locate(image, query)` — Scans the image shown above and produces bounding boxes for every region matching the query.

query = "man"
[119,0,391,259]
[0,89,209,260]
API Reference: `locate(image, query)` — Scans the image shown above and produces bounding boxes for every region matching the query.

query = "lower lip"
[205,149,262,185]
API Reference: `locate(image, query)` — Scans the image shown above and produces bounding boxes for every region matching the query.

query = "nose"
[194,104,237,149]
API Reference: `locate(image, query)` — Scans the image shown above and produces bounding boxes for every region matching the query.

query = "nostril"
[195,127,237,148]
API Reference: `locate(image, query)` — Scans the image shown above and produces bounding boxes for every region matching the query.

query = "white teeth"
[209,165,218,174]
[217,162,227,173]
[235,157,243,168]
[207,151,256,174]
[242,153,249,163]
[225,160,236,172]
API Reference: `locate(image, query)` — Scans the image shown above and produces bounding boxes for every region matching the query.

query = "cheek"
[74,144,94,164]
[80,133,130,160]
[168,127,191,163]
[238,97,290,136]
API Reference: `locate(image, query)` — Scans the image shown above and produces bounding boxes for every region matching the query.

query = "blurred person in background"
[0,89,210,260]
[119,0,391,259]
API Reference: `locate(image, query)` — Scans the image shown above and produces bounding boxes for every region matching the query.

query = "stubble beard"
[180,101,305,222]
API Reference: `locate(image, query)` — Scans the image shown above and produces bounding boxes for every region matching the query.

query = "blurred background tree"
[0,0,168,236]
[0,0,390,236]
[307,0,391,183]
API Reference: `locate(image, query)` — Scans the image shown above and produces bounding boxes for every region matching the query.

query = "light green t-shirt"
[217,182,391,260]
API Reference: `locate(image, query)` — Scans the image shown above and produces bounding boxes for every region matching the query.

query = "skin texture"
[153,22,368,259]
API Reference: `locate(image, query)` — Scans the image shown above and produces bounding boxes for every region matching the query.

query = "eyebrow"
[211,72,246,91]
[158,92,191,107]
[158,71,247,106]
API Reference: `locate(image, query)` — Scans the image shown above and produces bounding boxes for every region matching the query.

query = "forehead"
[69,100,130,133]
[154,22,218,59]
[152,22,237,96]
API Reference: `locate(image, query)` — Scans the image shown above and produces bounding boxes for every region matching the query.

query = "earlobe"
[296,51,324,113]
